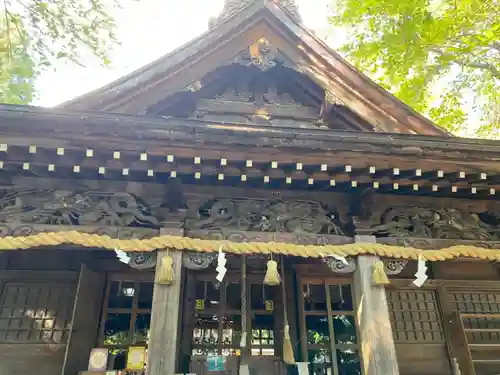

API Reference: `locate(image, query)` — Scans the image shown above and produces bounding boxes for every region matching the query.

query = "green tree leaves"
[1,0,127,104]
[329,0,500,137]
[0,14,33,104]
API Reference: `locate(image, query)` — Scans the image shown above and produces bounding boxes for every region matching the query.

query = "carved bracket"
[323,256,356,273]
[323,257,408,275]
[183,252,217,270]
[129,252,157,269]
[383,259,408,275]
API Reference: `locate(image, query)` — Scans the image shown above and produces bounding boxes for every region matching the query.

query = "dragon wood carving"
[185,198,344,235]
[371,207,500,240]
[0,189,160,228]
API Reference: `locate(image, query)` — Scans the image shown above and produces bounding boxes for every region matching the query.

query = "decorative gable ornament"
[233,38,294,70]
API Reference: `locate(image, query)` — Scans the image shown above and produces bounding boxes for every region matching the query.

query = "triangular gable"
[60,0,448,136]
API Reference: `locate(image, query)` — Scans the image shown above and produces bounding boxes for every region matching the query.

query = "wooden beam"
[0,270,79,280]
[353,235,399,375]
[146,250,183,375]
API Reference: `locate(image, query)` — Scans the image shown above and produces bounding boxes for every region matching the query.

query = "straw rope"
[0,230,499,261]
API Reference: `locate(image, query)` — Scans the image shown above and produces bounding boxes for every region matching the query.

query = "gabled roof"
[60,0,449,136]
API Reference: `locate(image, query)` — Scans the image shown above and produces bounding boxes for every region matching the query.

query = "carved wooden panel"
[185,197,345,235]
[0,188,161,229]
[386,289,445,343]
[371,206,500,241]
[0,281,75,343]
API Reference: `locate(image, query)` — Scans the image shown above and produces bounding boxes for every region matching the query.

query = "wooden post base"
[353,236,399,375]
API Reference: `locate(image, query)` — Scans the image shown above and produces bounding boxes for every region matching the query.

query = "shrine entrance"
[180,255,287,375]
[297,277,361,375]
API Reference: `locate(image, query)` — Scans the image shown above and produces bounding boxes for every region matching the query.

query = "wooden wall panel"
[395,344,451,375]
[0,276,77,375]
[433,261,500,281]
[387,288,451,375]
[0,343,66,375]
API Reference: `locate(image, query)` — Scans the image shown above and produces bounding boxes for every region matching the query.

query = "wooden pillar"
[353,235,399,375]
[146,249,183,375]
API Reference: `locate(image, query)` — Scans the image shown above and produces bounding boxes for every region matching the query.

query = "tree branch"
[461,61,500,79]
[429,47,500,79]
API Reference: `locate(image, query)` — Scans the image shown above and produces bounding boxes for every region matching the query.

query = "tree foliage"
[329,0,500,136]
[0,15,34,103]
[0,0,124,104]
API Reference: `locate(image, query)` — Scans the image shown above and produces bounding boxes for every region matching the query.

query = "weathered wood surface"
[187,230,352,245]
[147,250,183,375]
[395,344,451,375]
[353,236,399,375]
[0,223,159,239]
[1,105,500,166]
[62,264,105,375]
[0,343,66,375]
[55,0,446,137]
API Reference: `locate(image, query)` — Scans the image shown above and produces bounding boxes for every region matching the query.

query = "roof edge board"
[0,104,494,152]
[59,0,268,111]
[103,21,268,113]
[59,0,448,137]
[263,1,449,136]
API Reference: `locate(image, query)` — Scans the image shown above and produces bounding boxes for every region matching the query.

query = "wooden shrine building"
[1,1,500,375]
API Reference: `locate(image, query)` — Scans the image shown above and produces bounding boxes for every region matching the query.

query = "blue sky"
[34,0,332,107]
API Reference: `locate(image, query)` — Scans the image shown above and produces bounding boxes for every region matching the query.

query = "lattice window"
[0,282,75,343]
[299,280,361,375]
[99,277,154,370]
[386,289,445,343]
[451,291,500,344]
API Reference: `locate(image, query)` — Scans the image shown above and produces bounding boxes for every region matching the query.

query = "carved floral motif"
[185,198,344,235]
[371,207,500,240]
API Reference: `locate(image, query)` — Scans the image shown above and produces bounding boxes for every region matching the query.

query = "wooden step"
[464,328,500,332]
[461,313,500,319]
[472,359,500,363]
[468,343,500,349]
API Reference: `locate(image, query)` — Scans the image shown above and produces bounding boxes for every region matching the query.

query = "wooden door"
[182,268,286,375]
[297,277,361,375]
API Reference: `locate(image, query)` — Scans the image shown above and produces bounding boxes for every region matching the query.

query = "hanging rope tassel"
[264,259,280,286]
[239,255,250,375]
[451,358,461,375]
[282,323,295,365]
[280,257,295,365]
[156,254,174,285]
[372,259,389,286]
